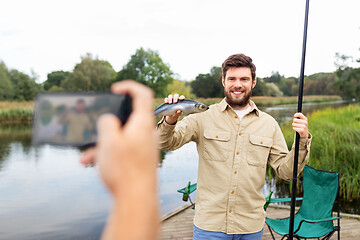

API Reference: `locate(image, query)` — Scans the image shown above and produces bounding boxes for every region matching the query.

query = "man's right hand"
[164,93,185,125]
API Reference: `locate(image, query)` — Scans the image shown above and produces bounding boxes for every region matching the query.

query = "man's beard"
[224,87,252,109]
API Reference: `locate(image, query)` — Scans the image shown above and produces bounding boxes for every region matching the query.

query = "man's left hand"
[292,113,310,138]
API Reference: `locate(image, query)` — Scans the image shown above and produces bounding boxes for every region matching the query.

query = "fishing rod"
[288,0,310,239]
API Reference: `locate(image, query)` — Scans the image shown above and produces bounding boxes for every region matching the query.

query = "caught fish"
[154,99,209,117]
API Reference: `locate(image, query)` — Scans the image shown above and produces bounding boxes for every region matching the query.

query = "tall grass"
[281,104,360,200]
[0,101,34,123]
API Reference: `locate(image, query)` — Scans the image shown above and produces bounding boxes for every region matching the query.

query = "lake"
[0,100,356,239]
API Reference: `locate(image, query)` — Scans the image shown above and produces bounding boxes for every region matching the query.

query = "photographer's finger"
[111,81,154,116]
[97,114,122,142]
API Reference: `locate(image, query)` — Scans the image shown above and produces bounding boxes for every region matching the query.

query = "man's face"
[222,67,256,110]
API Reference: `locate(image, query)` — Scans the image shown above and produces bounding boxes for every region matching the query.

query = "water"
[0,100,356,239]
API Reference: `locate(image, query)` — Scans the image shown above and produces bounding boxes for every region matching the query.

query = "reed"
[281,104,360,200]
[0,101,34,123]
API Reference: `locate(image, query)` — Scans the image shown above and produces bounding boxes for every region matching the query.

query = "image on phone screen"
[32,93,131,147]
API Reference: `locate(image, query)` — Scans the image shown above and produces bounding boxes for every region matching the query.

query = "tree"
[62,53,116,91]
[8,69,42,101]
[116,48,174,97]
[43,71,70,91]
[333,52,360,100]
[190,67,223,98]
[252,77,269,96]
[0,61,14,100]
[264,71,282,84]
[167,80,195,98]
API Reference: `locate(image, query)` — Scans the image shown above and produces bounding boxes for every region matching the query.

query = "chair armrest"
[269,197,303,203]
[294,216,341,234]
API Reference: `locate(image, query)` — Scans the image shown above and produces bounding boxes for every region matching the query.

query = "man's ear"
[222,77,225,87]
[252,78,257,89]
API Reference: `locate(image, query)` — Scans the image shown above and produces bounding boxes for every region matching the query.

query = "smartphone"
[32,92,132,148]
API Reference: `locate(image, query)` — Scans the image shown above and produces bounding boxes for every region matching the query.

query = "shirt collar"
[219,98,260,117]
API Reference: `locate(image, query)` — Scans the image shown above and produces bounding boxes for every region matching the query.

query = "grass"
[281,104,360,200]
[0,101,34,123]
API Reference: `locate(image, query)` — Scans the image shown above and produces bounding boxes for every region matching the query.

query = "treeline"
[1,48,359,101]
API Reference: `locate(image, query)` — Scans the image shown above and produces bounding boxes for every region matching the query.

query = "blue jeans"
[193,225,263,240]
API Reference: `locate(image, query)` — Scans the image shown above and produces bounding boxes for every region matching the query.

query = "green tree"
[8,69,42,101]
[43,71,70,91]
[279,77,298,96]
[62,53,116,91]
[190,67,223,98]
[252,77,269,96]
[116,48,174,97]
[167,79,195,99]
[264,71,282,84]
[333,52,360,100]
[0,61,14,100]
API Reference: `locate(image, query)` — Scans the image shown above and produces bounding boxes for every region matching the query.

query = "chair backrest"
[298,165,339,220]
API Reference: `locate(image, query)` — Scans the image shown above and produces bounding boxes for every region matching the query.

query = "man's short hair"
[222,54,256,80]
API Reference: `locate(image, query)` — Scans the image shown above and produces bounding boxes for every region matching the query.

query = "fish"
[154,99,209,117]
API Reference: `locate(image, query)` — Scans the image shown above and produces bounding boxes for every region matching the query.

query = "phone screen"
[32,92,132,147]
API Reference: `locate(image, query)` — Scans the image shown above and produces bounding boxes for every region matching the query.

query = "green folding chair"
[266,165,341,240]
[177,181,197,209]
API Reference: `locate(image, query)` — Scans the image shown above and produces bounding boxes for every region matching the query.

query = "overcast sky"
[1,0,359,83]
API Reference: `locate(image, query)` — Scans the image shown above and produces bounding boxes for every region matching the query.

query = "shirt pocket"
[203,130,231,162]
[247,135,273,168]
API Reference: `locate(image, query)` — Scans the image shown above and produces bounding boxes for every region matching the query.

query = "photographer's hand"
[80,80,159,240]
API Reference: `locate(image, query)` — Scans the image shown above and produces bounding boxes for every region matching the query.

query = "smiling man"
[156,53,312,240]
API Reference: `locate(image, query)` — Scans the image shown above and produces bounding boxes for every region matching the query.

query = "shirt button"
[231,190,234,194]
[216,136,218,138]
[234,115,238,119]
[236,152,239,155]
[234,171,237,174]
[239,133,241,136]
[229,209,232,213]
[260,141,263,144]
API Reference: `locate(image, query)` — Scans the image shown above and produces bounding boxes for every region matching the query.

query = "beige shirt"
[156,99,312,234]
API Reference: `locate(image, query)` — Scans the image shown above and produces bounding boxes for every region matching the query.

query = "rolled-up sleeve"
[156,115,199,151]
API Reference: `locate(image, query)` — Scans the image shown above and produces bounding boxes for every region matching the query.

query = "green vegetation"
[116,48,174,97]
[281,105,360,200]
[0,102,33,123]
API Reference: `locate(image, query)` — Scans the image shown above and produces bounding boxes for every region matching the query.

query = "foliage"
[0,61,14,100]
[333,51,360,100]
[190,67,223,98]
[252,78,268,96]
[281,105,360,199]
[116,48,174,97]
[303,72,336,96]
[62,53,116,91]
[43,71,70,91]
[167,80,195,99]
[8,69,42,101]
[266,82,283,97]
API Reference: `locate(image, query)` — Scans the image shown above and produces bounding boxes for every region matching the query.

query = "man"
[59,99,92,142]
[80,81,160,240]
[156,54,311,239]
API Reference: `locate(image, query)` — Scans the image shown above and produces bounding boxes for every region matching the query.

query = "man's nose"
[233,79,243,88]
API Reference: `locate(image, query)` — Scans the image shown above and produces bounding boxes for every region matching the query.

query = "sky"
[1,0,359,83]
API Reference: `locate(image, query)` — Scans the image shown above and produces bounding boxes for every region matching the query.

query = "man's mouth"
[231,90,244,96]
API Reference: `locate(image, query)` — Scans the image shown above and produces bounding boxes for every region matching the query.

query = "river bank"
[0,95,342,123]
[280,104,360,200]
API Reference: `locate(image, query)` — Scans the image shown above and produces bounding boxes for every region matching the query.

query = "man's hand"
[164,93,185,125]
[292,113,310,138]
